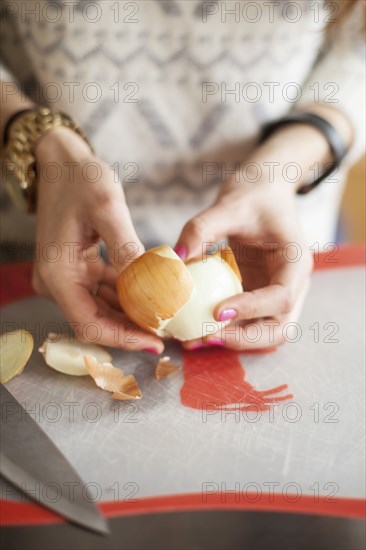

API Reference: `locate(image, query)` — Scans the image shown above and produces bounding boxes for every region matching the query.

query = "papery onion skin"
[117,245,194,333]
[116,244,243,342]
[155,356,181,380]
[84,355,142,400]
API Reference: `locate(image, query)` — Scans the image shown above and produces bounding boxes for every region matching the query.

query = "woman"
[1,0,364,353]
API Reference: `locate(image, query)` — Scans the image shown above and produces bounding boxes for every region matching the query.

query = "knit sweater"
[1,0,365,248]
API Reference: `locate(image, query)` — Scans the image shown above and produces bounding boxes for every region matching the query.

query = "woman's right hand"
[32,126,164,354]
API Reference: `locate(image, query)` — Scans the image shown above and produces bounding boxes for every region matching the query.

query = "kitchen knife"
[0,384,109,535]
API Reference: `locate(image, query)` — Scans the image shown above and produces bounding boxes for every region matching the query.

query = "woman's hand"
[174,166,313,351]
[32,126,164,353]
[174,105,354,350]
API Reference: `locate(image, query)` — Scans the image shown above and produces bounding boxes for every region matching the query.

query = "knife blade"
[0,384,109,535]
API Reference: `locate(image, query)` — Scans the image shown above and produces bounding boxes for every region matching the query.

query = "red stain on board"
[181,349,293,412]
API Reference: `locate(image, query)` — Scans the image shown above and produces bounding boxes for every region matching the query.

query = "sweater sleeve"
[297,3,365,166]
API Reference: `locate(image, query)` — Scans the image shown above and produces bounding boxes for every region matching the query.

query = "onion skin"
[116,245,194,333]
[163,251,243,341]
[116,244,243,341]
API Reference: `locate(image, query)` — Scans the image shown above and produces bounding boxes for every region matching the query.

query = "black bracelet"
[260,112,349,195]
[3,109,32,145]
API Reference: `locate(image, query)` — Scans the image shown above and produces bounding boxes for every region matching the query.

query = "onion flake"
[155,356,181,380]
[0,330,34,383]
[84,355,142,400]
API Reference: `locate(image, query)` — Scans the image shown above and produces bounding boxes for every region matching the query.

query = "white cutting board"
[1,264,365,503]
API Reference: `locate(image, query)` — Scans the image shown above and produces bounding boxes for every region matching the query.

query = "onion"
[0,330,34,383]
[117,244,243,341]
[39,334,112,376]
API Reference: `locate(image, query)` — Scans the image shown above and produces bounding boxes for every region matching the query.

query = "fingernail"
[188,342,204,351]
[143,348,160,355]
[207,338,224,347]
[173,246,187,261]
[218,308,237,322]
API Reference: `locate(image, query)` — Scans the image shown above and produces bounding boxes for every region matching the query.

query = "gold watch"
[1,107,94,212]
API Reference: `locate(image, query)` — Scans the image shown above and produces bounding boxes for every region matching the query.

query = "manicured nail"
[218,308,237,322]
[188,342,204,351]
[173,246,187,261]
[207,338,224,347]
[143,348,160,355]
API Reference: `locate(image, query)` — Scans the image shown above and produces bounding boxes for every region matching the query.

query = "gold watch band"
[1,107,94,212]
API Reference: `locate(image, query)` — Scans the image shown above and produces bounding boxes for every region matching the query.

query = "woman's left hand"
[174,173,313,350]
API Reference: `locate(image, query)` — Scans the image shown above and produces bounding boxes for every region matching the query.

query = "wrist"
[255,106,352,195]
[35,126,93,164]
[2,107,94,212]
[241,123,333,194]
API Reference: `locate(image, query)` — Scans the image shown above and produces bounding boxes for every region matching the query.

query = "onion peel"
[116,244,243,341]
[155,356,181,380]
[117,245,194,331]
[84,355,142,400]
[216,244,242,283]
[0,330,34,383]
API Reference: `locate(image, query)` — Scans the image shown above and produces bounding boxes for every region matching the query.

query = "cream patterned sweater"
[1,0,365,248]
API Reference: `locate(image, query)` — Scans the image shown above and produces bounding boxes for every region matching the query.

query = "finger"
[270,247,313,294]
[80,249,121,311]
[214,284,295,322]
[215,249,312,322]
[181,323,281,351]
[174,203,232,261]
[207,320,285,351]
[83,250,118,291]
[97,283,120,310]
[181,333,227,351]
[95,297,164,351]
[53,282,164,353]
[101,264,118,286]
[182,322,282,351]
[208,283,310,351]
[88,197,144,272]
[32,267,53,299]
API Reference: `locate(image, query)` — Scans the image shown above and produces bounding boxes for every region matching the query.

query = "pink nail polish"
[143,348,160,355]
[188,342,204,351]
[208,338,224,347]
[218,308,237,322]
[173,246,187,261]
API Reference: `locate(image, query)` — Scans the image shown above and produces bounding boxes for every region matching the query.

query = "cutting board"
[1,252,365,521]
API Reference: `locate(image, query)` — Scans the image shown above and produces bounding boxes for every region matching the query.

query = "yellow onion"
[117,244,243,341]
[0,330,34,383]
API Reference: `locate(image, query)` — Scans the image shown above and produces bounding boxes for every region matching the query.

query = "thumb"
[174,203,232,261]
[89,200,144,272]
